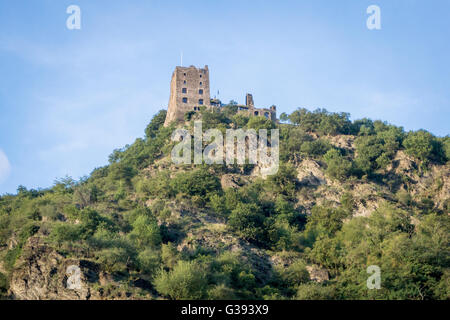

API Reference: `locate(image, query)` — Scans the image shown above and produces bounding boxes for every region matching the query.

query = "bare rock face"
[9,237,100,300]
[220,174,242,189]
[306,265,329,283]
[297,159,326,186]
[327,135,355,151]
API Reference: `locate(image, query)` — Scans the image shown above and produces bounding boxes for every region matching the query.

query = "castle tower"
[164,65,211,126]
[245,93,254,108]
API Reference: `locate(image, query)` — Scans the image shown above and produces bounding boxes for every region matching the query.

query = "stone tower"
[164,65,211,126]
[245,93,254,108]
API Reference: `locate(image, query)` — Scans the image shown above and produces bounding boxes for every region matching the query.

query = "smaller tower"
[245,93,254,108]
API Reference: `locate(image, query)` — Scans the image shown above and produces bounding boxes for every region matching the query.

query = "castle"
[164,65,277,126]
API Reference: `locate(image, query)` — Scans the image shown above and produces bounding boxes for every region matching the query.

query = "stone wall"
[164,65,211,126]
[237,93,277,121]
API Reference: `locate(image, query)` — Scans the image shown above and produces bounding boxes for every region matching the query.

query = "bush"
[153,260,208,299]
[51,223,81,244]
[228,203,266,243]
[137,171,174,199]
[207,284,237,300]
[231,114,249,128]
[280,260,310,288]
[171,168,222,201]
[296,283,336,300]
[442,137,450,162]
[266,164,297,199]
[137,249,161,274]
[209,194,228,217]
[396,190,412,207]
[246,116,275,131]
[305,205,348,239]
[288,108,351,135]
[323,149,353,181]
[161,242,180,269]
[145,110,167,139]
[129,215,161,249]
[300,139,332,157]
[96,247,130,273]
[403,130,444,165]
[282,128,312,159]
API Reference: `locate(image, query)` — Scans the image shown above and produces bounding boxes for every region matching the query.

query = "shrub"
[296,283,336,300]
[161,242,180,269]
[442,137,450,162]
[207,284,237,300]
[280,260,310,288]
[137,249,161,274]
[129,215,161,249]
[153,260,208,299]
[247,116,275,131]
[96,247,130,273]
[323,149,353,181]
[51,223,81,244]
[300,139,332,157]
[266,164,297,199]
[171,168,221,200]
[231,114,249,128]
[288,108,351,135]
[281,128,312,159]
[145,110,167,139]
[209,194,228,217]
[305,205,348,239]
[137,171,174,199]
[396,190,412,207]
[228,203,266,243]
[403,130,444,165]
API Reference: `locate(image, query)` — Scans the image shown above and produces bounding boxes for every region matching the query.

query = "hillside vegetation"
[0,105,449,300]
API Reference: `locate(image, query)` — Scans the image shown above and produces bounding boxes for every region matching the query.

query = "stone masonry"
[164,66,276,126]
[237,93,277,121]
[164,65,211,126]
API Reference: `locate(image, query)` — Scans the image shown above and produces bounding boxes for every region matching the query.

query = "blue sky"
[0,0,449,194]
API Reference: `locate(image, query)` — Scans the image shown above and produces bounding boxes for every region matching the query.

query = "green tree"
[403,130,435,164]
[145,110,167,139]
[280,112,289,122]
[247,116,275,131]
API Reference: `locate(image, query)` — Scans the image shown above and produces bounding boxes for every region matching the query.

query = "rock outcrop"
[9,237,100,300]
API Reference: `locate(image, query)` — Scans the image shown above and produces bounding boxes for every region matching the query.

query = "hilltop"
[0,105,449,300]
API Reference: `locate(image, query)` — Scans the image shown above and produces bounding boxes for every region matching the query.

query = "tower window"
[183,97,188,103]
[183,80,187,84]
[199,99,204,105]
[182,88,187,93]
[199,82,202,86]
[183,73,186,76]
[199,89,203,94]
[200,74,202,78]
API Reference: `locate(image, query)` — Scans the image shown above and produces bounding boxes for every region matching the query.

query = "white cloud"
[0,149,11,185]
